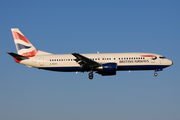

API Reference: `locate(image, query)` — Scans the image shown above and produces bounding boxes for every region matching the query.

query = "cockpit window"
[159,56,166,59]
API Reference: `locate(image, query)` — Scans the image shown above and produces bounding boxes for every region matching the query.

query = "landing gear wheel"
[89,71,93,79]
[154,72,158,77]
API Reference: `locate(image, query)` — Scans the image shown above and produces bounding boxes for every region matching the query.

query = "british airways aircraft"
[8,28,173,79]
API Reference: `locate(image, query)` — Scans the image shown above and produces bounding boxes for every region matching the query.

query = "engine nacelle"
[97,63,117,76]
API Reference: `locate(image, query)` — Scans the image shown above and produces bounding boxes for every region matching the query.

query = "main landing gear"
[89,70,93,79]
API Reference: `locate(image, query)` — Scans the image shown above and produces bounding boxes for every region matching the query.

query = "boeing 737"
[8,28,173,79]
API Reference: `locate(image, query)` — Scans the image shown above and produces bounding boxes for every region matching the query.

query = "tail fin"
[11,28,38,57]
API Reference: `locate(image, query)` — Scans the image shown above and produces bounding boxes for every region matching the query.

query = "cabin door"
[39,57,44,66]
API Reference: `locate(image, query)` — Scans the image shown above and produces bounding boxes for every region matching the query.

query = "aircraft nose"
[169,60,173,66]
[167,59,173,66]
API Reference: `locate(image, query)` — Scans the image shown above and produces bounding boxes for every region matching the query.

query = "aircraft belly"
[117,65,169,70]
[39,66,82,72]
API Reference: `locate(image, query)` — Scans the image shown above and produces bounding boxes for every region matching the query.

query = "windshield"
[159,56,166,59]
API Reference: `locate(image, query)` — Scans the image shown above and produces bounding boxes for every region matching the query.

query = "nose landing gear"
[154,69,163,77]
[154,72,158,77]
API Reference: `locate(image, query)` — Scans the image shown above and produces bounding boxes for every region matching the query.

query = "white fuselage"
[19,52,173,72]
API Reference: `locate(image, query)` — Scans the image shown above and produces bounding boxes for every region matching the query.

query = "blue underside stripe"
[39,65,169,72]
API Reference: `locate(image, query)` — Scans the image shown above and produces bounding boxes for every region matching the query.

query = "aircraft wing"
[71,53,101,68]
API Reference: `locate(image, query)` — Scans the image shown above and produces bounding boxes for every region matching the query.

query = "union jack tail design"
[11,28,38,57]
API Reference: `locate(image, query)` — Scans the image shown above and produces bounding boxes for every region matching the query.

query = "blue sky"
[0,0,180,120]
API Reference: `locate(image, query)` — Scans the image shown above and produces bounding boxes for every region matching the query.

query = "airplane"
[8,28,173,79]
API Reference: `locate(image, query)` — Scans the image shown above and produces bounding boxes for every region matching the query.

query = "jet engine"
[96,63,117,76]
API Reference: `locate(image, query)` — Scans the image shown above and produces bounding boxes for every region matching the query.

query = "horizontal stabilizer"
[7,52,29,60]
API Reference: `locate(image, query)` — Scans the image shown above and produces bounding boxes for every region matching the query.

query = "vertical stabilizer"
[11,28,38,57]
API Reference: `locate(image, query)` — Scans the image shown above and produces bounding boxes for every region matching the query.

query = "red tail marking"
[21,49,38,57]
[14,57,21,63]
[12,31,30,43]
